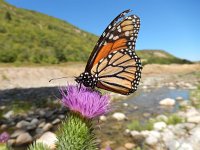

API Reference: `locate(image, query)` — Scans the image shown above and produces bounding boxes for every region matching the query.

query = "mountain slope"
[0,0,192,65]
[0,0,98,63]
[137,50,192,65]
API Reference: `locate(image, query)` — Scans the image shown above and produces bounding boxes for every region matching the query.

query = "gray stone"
[145,135,158,146]
[15,132,33,146]
[0,124,7,130]
[38,122,46,128]
[43,123,53,132]
[187,116,200,123]
[7,139,16,146]
[100,115,107,121]
[58,114,65,119]
[112,112,127,121]
[11,130,26,138]
[31,118,39,125]
[52,118,61,125]
[159,98,175,106]
[3,110,14,119]
[153,122,167,131]
[16,120,31,129]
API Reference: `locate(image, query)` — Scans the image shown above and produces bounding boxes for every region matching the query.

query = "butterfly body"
[76,10,142,95]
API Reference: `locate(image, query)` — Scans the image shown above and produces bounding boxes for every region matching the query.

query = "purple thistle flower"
[61,84,110,119]
[105,146,112,150]
[0,132,10,143]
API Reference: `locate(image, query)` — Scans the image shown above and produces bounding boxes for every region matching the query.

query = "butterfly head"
[75,72,98,88]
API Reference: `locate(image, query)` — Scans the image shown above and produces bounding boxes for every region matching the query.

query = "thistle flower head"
[61,84,110,119]
[0,132,10,143]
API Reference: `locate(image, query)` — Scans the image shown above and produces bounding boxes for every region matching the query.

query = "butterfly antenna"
[49,77,69,82]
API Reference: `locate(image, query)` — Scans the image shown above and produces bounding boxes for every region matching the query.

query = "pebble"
[36,131,58,149]
[11,130,26,138]
[153,122,167,131]
[100,115,107,121]
[43,123,53,132]
[15,132,33,146]
[159,98,175,106]
[187,116,200,123]
[112,112,127,121]
[124,142,135,149]
[3,110,14,119]
[52,118,61,125]
[16,120,31,129]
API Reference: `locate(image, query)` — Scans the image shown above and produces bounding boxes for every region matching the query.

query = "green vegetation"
[127,120,154,131]
[0,0,97,64]
[127,114,184,131]
[28,142,51,150]
[0,1,192,65]
[166,114,185,125]
[190,85,200,108]
[137,50,192,65]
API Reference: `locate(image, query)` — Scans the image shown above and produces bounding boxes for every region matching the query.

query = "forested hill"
[0,0,98,63]
[0,0,192,64]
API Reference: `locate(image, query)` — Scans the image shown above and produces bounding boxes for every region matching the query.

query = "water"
[114,87,190,120]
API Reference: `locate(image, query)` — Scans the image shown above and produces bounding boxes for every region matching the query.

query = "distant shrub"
[127,120,154,131]
[4,11,12,21]
[166,114,184,125]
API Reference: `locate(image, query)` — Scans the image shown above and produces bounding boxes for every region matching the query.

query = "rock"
[143,113,151,117]
[112,112,126,121]
[52,118,61,125]
[36,132,58,149]
[58,115,65,119]
[125,129,130,134]
[159,98,175,106]
[16,120,31,129]
[145,135,158,146]
[178,143,193,150]
[156,115,168,122]
[140,130,150,137]
[153,122,167,131]
[169,86,176,89]
[38,122,46,128]
[0,124,7,130]
[176,96,183,101]
[187,116,200,123]
[130,131,140,137]
[179,101,190,107]
[43,123,53,132]
[161,128,175,145]
[11,130,26,138]
[3,110,14,119]
[182,122,195,130]
[188,127,200,150]
[100,115,107,121]
[124,142,135,149]
[35,128,44,135]
[149,131,161,139]
[186,108,200,116]
[7,139,16,146]
[15,133,33,146]
[114,147,126,150]
[123,103,128,107]
[31,118,39,125]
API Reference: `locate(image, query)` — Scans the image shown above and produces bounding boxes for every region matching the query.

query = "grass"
[166,114,185,125]
[190,85,200,108]
[127,120,154,131]
[127,114,185,131]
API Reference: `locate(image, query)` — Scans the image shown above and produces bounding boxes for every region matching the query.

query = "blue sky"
[6,0,200,61]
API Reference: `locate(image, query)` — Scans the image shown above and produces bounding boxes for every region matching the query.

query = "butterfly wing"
[85,9,140,72]
[91,49,142,95]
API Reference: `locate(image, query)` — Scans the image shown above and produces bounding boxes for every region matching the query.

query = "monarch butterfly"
[75,9,142,95]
